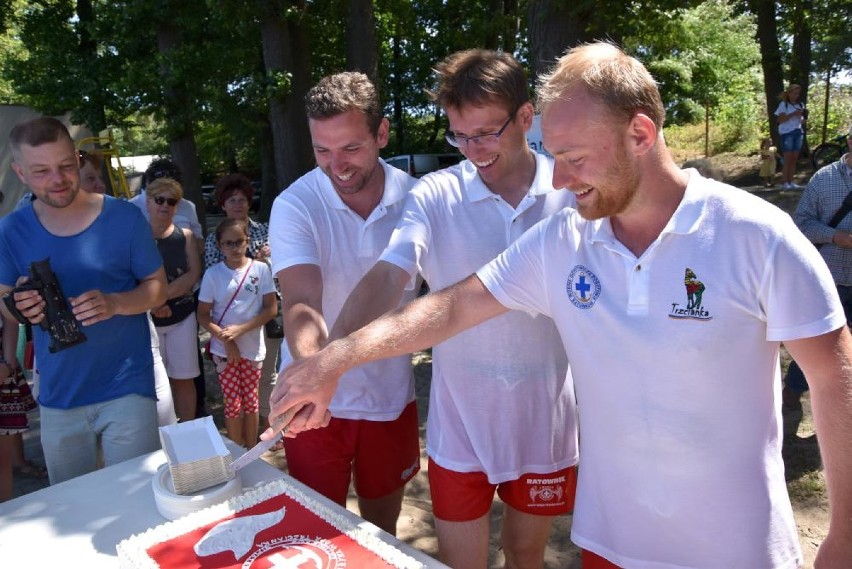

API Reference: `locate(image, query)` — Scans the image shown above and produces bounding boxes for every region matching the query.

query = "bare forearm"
[328,261,409,342]
[811,370,852,532]
[109,277,168,316]
[165,273,197,300]
[284,303,328,359]
[329,274,506,372]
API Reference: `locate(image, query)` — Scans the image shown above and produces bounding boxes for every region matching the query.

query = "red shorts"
[283,401,420,505]
[582,549,622,568]
[428,458,577,522]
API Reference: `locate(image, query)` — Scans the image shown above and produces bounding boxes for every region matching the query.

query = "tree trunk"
[392,31,404,154]
[258,118,278,221]
[346,0,378,83]
[527,0,586,82]
[790,0,812,155]
[156,22,205,224]
[749,0,785,147]
[257,0,314,192]
[484,0,503,51]
[502,0,519,55]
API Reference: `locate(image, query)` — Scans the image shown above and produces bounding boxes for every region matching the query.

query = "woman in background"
[147,178,202,422]
[774,84,806,189]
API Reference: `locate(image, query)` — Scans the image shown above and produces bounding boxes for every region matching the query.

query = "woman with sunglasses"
[146,178,202,422]
[203,174,281,442]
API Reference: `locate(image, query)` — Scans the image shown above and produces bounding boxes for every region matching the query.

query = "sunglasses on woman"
[153,196,179,207]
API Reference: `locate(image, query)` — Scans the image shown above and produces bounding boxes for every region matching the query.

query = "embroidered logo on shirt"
[669,268,712,320]
[566,265,601,309]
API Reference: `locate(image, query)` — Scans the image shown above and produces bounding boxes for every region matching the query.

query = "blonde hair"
[146,177,184,201]
[779,84,801,103]
[537,42,665,131]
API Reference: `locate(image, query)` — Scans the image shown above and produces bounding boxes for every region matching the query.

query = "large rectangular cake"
[117,478,425,568]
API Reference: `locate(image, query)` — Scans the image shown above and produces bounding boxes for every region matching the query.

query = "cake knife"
[228,408,299,473]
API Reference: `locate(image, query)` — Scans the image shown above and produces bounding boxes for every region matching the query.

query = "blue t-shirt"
[0,196,163,409]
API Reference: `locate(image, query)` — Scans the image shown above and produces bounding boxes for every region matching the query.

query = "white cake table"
[0,440,445,567]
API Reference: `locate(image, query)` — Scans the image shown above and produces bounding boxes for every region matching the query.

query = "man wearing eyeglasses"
[271,43,852,568]
[0,116,168,485]
[268,72,422,537]
[272,50,578,568]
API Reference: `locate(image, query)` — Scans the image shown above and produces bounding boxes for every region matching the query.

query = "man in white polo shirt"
[269,43,852,568]
[277,50,578,569]
[267,72,420,537]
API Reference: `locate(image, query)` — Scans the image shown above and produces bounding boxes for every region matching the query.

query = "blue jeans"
[40,394,159,485]
[785,285,852,393]
[780,130,803,153]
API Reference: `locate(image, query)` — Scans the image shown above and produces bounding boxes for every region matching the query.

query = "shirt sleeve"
[763,215,845,340]
[379,189,432,288]
[204,233,224,269]
[127,206,164,279]
[476,216,553,318]
[269,194,320,275]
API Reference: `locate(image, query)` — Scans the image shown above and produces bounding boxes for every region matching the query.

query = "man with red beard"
[271,50,578,569]
[268,72,421,536]
[0,117,167,485]
[269,43,852,568]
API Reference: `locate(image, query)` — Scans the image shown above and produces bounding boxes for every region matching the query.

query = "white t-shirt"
[477,170,844,568]
[269,160,418,421]
[380,153,578,483]
[774,101,805,136]
[199,260,275,362]
[130,191,203,239]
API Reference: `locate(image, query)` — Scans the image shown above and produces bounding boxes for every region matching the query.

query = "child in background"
[197,219,277,446]
[759,137,778,188]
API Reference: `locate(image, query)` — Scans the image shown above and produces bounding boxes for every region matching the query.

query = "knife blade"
[228,431,283,473]
[227,406,300,474]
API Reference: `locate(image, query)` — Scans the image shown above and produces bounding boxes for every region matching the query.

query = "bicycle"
[810,132,848,170]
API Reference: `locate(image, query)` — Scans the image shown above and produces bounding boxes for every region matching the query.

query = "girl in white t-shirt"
[774,83,806,188]
[197,219,277,446]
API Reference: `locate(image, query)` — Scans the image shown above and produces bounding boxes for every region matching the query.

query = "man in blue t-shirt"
[0,117,168,485]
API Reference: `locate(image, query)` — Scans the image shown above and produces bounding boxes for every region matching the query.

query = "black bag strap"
[827,190,852,229]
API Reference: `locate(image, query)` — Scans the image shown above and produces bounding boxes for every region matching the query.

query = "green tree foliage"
[627,0,762,150]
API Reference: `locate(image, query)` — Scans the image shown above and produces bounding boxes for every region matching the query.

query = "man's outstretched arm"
[328,260,411,342]
[786,327,852,568]
[265,273,508,436]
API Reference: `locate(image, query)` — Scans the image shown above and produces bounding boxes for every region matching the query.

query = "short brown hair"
[214,173,253,208]
[215,217,248,243]
[147,177,184,201]
[9,117,73,157]
[428,49,529,115]
[305,72,382,135]
[537,42,666,131]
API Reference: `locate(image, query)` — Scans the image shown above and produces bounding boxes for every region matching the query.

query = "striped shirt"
[793,154,852,285]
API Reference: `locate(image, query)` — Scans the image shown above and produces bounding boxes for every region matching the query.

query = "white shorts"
[155,313,201,380]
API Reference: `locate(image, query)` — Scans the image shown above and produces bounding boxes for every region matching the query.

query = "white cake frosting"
[117,477,424,569]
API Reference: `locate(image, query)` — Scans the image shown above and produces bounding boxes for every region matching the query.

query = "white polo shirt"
[380,153,578,483]
[269,160,418,421]
[478,170,843,568]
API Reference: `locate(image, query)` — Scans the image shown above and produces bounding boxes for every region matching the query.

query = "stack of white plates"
[152,464,242,520]
[158,417,235,495]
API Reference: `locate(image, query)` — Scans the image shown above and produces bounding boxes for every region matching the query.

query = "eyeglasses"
[153,196,179,207]
[445,114,515,148]
[220,239,247,249]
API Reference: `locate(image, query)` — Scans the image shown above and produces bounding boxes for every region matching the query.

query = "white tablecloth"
[0,440,444,567]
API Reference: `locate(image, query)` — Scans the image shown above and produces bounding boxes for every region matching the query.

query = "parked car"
[201,185,218,214]
[385,153,462,178]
